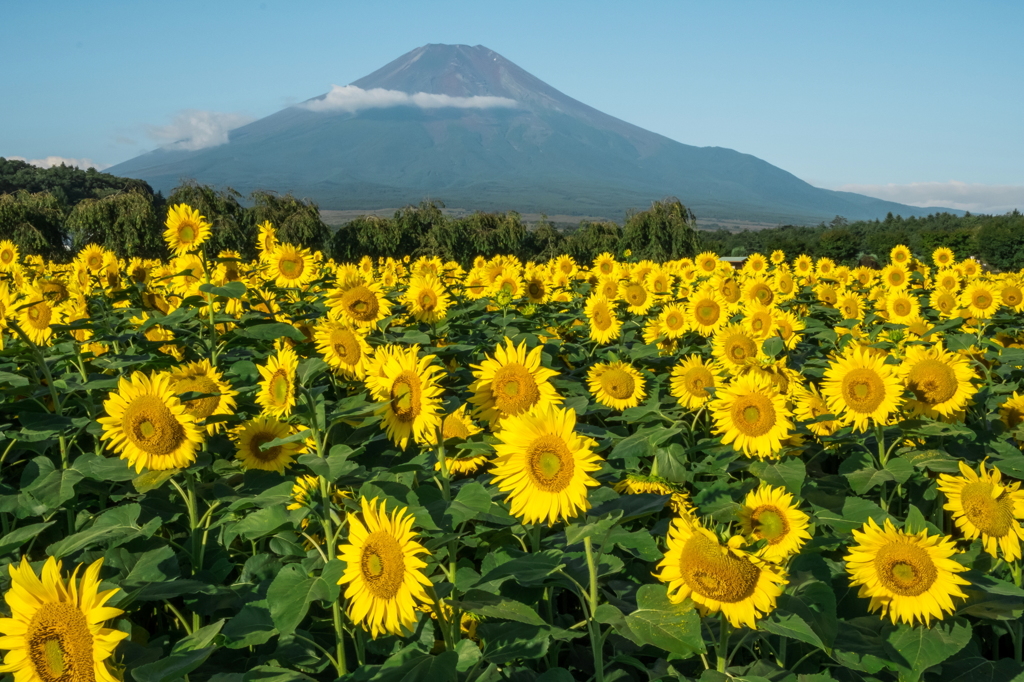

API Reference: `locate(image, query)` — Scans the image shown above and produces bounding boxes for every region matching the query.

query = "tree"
[620,198,700,261]
[565,220,622,264]
[66,191,163,259]
[0,191,67,260]
[975,214,1024,271]
[166,182,252,258]
[249,191,331,254]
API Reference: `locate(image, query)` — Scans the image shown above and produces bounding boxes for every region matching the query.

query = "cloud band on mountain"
[301,84,518,113]
[835,181,1024,215]
[147,110,255,151]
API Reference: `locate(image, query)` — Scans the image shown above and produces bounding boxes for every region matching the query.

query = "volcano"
[108,44,953,224]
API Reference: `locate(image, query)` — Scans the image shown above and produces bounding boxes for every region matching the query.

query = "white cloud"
[147,110,255,151]
[9,155,108,170]
[836,181,1024,215]
[301,84,518,113]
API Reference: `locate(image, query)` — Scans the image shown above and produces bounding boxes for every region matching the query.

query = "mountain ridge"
[107,43,957,224]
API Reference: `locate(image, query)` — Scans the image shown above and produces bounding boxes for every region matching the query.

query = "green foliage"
[166,181,252,259]
[620,198,700,261]
[249,190,330,254]
[0,156,155,206]
[66,191,164,259]
[0,190,68,260]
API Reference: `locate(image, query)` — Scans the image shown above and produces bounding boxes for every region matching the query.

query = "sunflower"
[713,275,743,306]
[743,253,768,275]
[98,371,204,472]
[937,460,1024,561]
[593,252,618,277]
[769,249,786,265]
[899,342,977,418]
[614,473,693,516]
[365,345,444,449]
[880,264,909,290]
[961,281,999,319]
[524,272,548,304]
[793,385,838,437]
[695,252,719,274]
[78,244,107,274]
[404,274,451,324]
[844,518,969,626]
[688,288,727,336]
[232,415,305,473]
[256,220,277,257]
[337,497,432,638]
[929,288,960,318]
[738,484,812,563]
[821,344,903,432]
[436,454,491,478]
[265,243,316,288]
[710,373,793,460]
[656,517,786,629]
[1000,280,1024,312]
[670,355,722,411]
[890,244,912,265]
[0,240,19,272]
[17,284,62,346]
[587,361,646,411]
[816,257,837,278]
[169,359,238,434]
[712,323,762,374]
[327,278,393,329]
[490,404,602,526]
[315,320,372,379]
[256,345,299,418]
[743,303,776,342]
[838,292,865,321]
[655,303,687,339]
[884,291,921,324]
[743,278,774,307]
[1000,392,1024,437]
[772,310,804,350]
[815,283,839,306]
[468,337,562,426]
[164,203,212,256]
[0,556,128,682]
[618,279,653,315]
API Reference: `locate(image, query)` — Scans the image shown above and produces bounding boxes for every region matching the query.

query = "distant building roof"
[721,256,747,265]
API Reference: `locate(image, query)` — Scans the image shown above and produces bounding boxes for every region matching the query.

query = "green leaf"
[132,619,225,682]
[199,281,247,298]
[233,506,291,541]
[845,466,894,495]
[0,371,29,387]
[623,583,705,657]
[814,496,888,533]
[447,482,494,527]
[73,454,136,482]
[455,590,546,626]
[239,322,306,342]
[762,336,784,358]
[747,457,805,493]
[478,550,564,587]
[761,580,836,650]
[368,650,458,681]
[884,617,972,682]
[479,622,550,664]
[0,522,55,555]
[223,601,276,648]
[884,456,914,484]
[48,503,142,556]
[267,564,318,635]
[940,656,1024,682]
[242,666,317,682]
[132,469,179,494]
[900,449,960,473]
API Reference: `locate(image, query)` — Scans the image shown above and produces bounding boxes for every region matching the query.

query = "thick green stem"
[716,616,731,673]
[583,536,604,682]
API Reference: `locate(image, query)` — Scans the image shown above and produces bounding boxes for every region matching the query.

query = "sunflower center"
[390,371,422,422]
[592,306,612,330]
[528,281,544,298]
[419,289,437,310]
[178,224,196,243]
[725,335,757,364]
[732,394,776,437]
[874,541,937,596]
[175,376,221,419]
[341,286,380,322]
[250,433,283,462]
[751,284,773,305]
[665,311,684,330]
[526,433,574,492]
[492,363,540,416]
[960,482,1015,537]
[279,255,303,278]
[600,368,635,400]
[442,414,471,440]
[721,281,740,303]
[123,394,187,456]
[26,602,94,682]
[752,507,789,543]
[360,531,405,599]
[330,328,361,362]
[26,301,52,330]
[0,249,12,264]
[906,359,958,406]
[269,370,291,406]
[679,531,760,603]
[686,368,713,397]
[842,367,885,414]
[893,299,911,317]
[624,284,647,307]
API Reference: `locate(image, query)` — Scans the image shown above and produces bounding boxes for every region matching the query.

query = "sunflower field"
[1,205,1024,682]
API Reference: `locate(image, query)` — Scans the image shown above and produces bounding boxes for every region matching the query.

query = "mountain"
[108,44,954,224]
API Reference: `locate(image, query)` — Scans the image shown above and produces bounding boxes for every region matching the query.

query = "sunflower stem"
[436,435,463,645]
[583,536,605,682]
[185,472,202,632]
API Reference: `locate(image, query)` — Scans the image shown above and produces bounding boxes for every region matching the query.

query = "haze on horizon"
[3,1,1022,215]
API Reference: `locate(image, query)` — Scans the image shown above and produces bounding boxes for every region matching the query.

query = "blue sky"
[3,0,1022,212]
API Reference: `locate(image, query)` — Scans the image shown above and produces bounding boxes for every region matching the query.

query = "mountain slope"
[108,44,954,223]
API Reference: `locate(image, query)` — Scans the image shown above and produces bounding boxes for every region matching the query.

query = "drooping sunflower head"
[256,345,299,418]
[169,359,238,434]
[233,415,306,474]
[710,372,793,460]
[98,370,205,472]
[0,556,128,682]
[738,484,812,563]
[655,517,787,629]
[469,337,562,426]
[821,344,903,432]
[490,404,603,526]
[937,460,1024,562]
[365,344,444,449]
[613,473,693,516]
[440,404,483,442]
[164,203,212,256]
[256,220,277,257]
[336,497,432,639]
[793,384,838,437]
[844,517,969,626]
[587,361,646,411]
